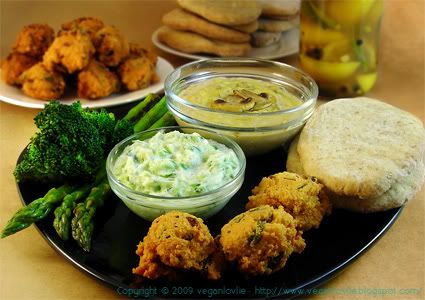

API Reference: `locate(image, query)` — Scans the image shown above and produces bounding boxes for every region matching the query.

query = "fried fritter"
[93,26,129,67]
[220,205,305,277]
[118,55,159,91]
[77,60,120,99]
[1,52,38,85]
[19,63,65,100]
[117,43,159,91]
[206,236,227,280]
[61,17,104,41]
[133,211,223,280]
[13,24,55,58]
[246,172,332,231]
[43,29,95,74]
[129,43,158,65]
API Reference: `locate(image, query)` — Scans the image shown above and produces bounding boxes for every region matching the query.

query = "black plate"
[17,102,403,299]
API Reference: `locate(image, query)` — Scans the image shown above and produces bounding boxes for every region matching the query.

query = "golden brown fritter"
[118,43,159,91]
[43,29,95,74]
[133,211,223,280]
[13,24,55,58]
[246,172,332,231]
[19,63,65,100]
[220,205,305,277]
[118,56,159,91]
[61,17,104,41]
[77,60,120,99]
[129,43,158,65]
[1,52,38,85]
[93,26,129,67]
[205,236,227,280]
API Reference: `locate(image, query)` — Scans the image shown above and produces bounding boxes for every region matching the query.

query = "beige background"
[0,0,424,299]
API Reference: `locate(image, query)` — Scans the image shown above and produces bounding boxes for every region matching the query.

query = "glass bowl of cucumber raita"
[106,126,246,221]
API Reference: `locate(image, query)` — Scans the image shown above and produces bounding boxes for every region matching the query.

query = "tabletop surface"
[0,1,424,299]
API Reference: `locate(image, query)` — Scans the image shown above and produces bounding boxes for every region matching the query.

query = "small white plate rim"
[0,57,174,109]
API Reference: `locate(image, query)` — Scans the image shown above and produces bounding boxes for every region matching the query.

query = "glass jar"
[299,0,383,97]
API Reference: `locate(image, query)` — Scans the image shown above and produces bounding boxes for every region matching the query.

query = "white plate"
[0,57,174,109]
[152,28,299,60]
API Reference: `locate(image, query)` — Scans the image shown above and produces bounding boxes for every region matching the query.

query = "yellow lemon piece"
[326,0,376,26]
[322,39,353,62]
[300,55,360,82]
[356,72,377,93]
[322,39,377,71]
[301,20,345,45]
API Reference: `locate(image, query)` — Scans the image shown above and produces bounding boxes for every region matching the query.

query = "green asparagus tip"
[0,229,12,238]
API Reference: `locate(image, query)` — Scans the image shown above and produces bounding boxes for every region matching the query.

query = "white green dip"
[112,131,240,197]
[179,77,302,112]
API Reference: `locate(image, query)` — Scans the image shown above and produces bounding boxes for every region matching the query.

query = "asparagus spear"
[71,179,111,251]
[110,93,161,146]
[123,93,158,121]
[133,96,168,133]
[53,167,107,240]
[148,111,176,130]
[1,185,74,238]
[53,184,92,240]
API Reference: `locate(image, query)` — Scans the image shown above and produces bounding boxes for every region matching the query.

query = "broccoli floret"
[14,101,116,183]
[109,118,134,147]
[80,107,116,150]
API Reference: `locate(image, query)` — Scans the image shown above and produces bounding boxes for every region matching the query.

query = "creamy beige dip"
[179,77,302,113]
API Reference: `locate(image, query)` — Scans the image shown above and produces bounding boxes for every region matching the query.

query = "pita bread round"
[177,0,261,26]
[259,0,300,18]
[258,18,296,33]
[157,26,251,57]
[287,133,425,212]
[298,97,425,198]
[162,9,250,43]
[230,21,259,33]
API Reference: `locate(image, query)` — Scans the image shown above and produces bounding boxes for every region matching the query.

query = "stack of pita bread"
[253,0,299,47]
[287,98,425,213]
[157,0,299,57]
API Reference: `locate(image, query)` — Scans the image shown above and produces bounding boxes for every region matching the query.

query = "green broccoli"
[14,101,116,183]
[109,118,134,147]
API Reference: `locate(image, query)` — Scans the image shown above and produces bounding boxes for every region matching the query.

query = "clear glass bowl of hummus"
[106,126,246,221]
[165,58,318,156]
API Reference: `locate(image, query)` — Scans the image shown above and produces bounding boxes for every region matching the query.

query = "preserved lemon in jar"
[299,0,383,97]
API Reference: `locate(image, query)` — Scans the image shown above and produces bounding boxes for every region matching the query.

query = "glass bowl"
[165,58,318,156]
[106,126,246,221]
